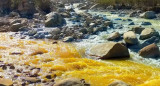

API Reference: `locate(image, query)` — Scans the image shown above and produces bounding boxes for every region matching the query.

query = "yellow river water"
[0,33,160,86]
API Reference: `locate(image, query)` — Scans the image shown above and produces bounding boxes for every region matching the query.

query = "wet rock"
[103,21,113,27]
[123,31,138,45]
[141,22,152,25]
[10,19,22,25]
[128,22,135,25]
[88,42,130,59]
[54,78,90,86]
[28,30,37,36]
[9,12,20,17]
[108,80,131,86]
[10,23,23,32]
[132,26,145,34]
[50,28,61,35]
[139,43,160,58]
[140,11,156,19]
[30,68,40,77]
[107,32,120,41]
[45,12,66,27]
[22,77,41,83]
[63,36,74,42]
[140,28,159,40]
[0,78,13,86]
[129,11,138,17]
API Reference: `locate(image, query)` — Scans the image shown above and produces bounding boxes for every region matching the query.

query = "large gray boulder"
[88,42,130,59]
[140,11,156,19]
[45,12,66,27]
[123,31,138,45]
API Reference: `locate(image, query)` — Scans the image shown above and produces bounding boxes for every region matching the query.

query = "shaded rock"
[9,12,20,17]
[88,42,130,59]
[0,78,13,86]
[139,43,160,58]
[45,12,66,27]
[103,21,113,27]
[129,11,137,17]
[63,36,74,42]
[141,22,152,25]
[50,28,61,35]
[140,28,159,40]
[28,29,37,36]
[123,31,138,45]
[54,78,90,86]
[108,80,131,86]
[128,22,135,25]
[107,32,120,41]
[132,26,145,34]
[10,23,23,32]
[140,11,156,19]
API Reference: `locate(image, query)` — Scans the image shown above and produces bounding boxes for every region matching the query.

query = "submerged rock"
[54,78,90,86]
[141,22,152,25]
[123,31,138,45]
[108,80,131,86]
[139,43,160,58]
[140,28,159,40]
[88,42,130,59]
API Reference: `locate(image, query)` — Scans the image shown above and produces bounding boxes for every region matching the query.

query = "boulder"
[103,21,113,27]
[45,12,66,27]
[140,11,156,19]
[88,42,130,59]
[54,78,90,86]
[132,26,145,34]
[9,12,20,17]
[50,28,61,35]
[63,36,74,42]
[10,23,23,32]
[123,31,138,45]
[108,80,131,86]
[107,32,120,41]
[140,28,159,40]
[129,11,137,17]
[139,43,160,58]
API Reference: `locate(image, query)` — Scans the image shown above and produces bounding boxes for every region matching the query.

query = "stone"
[128,22,135,25]
[45,12,66,27]
[22,77,41,83]
[54,78,90,86]
[140,28,159,40]
[129,11,137,17]
[10,23,23,32]
[140,11,156,19]
[63,36,74,42]
[132,26,145,34]
[141,22,152,25]
[107,32,120,41]
[123,31,138,45]
[139,43,160,58]
[88,42,130,59]
[9,12,20,17]
[108,80,131,86]
[50,28,61,35]
[103,21,113,27]
[0,78,13,86]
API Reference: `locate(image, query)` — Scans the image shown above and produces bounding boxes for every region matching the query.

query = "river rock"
[54,78,90,86]
[123,31,138,45]
[107,32,120,41]
[103,21,113,27]
[0,78,13,86]
[88,42,130,59]
[140,11,156,19]
[108,80,131,86]
[132,26,145,34]
[9,12,20,17]
[45,12,66,27]
[141,22,152,25]
[10,23,23,32]
[140,28,159,40]
[129,11,137,17]
[139,43,160,58]
[63,36,74,42]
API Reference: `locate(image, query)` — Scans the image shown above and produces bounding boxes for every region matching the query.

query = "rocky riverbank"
[0,0,160,86]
